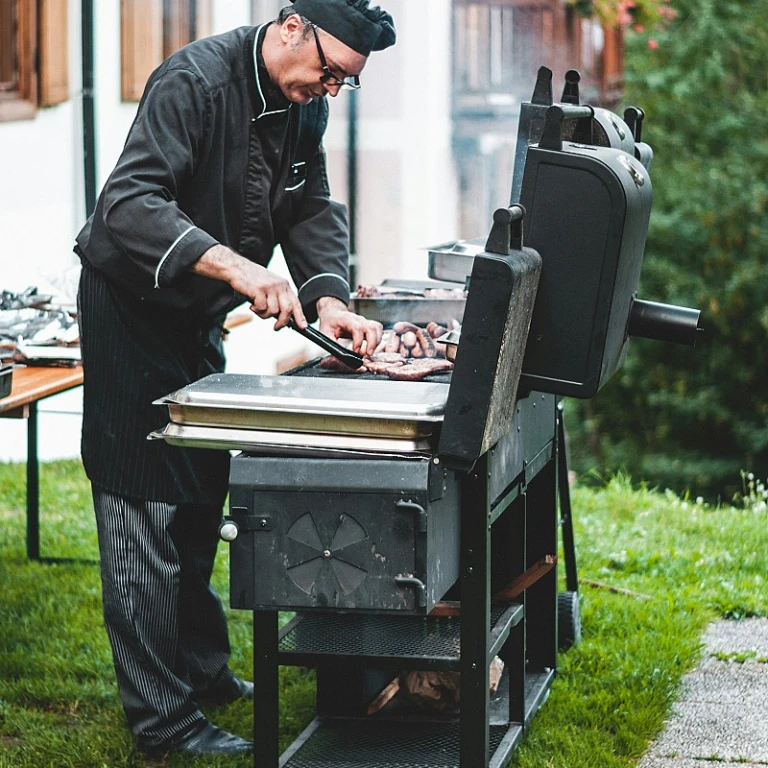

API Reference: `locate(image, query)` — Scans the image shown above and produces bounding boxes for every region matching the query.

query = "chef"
[74,0,394,757]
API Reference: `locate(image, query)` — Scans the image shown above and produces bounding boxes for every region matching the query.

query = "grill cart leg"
[556,401,582,650]
[253,610,279,767]
[460,452,491,767]
[524,456,558,676]
[557,401,578,594]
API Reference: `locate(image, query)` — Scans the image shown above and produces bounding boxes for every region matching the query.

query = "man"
[74,0,395,757]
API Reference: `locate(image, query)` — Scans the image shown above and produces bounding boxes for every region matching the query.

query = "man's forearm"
[191,244,246,284]
[191,244,308,328]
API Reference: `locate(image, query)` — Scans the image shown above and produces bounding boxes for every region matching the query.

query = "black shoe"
[145,720,253,757]
[196,674,254,706]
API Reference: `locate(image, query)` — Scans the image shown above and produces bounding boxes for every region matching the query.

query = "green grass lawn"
[0,460,766,768]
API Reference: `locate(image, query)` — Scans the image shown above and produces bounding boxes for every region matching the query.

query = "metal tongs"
[287,318,364,369]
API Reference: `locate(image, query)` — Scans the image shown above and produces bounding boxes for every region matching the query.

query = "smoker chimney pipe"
[628,298,701,346]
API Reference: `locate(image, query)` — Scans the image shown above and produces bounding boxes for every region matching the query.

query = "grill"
[152,67,700,767]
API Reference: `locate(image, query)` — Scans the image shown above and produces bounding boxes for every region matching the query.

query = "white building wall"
[0,0,457,463]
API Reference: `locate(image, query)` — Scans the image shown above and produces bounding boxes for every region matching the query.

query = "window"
[121,0,212,102]
[0,0,71,122]
[1,0,36,122]
[452,0,623,115]
[0,0,70,122]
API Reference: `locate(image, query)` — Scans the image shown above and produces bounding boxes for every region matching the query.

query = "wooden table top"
[0,365,84,414]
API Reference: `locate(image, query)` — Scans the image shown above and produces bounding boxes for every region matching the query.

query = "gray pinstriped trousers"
[92,485,232,748]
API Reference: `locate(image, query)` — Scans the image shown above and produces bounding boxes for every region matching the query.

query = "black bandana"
[290,0,396,56]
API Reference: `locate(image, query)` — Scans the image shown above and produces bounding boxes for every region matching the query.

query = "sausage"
[427,323,448,340]
[410,343,424,358]
[416,328,437,358]
[392,321,421,334]
[385,331,401,354]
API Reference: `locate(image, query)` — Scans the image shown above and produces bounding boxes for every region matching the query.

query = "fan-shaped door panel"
[247,492,419,611]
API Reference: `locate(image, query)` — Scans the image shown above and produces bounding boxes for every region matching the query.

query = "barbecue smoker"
[153,68,700,768]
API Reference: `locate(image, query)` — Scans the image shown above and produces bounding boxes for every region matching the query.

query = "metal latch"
[230,506,272,532]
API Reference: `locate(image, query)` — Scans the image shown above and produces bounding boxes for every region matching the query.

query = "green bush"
[567,0,768,500]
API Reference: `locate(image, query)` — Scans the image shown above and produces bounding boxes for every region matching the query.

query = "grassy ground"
[0,460,766,768]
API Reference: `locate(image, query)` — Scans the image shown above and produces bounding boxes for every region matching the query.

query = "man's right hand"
[193,245,307,330]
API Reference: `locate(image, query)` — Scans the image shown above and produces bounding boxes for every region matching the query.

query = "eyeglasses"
[310,24,361,91]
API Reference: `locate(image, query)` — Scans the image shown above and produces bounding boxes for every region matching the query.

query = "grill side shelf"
[277,604,523,671]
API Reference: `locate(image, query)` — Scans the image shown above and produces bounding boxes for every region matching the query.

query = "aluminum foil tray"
[149,423,432,458]
[155,373,448,439]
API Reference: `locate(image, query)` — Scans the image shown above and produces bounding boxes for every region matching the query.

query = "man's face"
[276,16,368,104]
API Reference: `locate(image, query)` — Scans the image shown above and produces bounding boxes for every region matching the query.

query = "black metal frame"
[246,396,569,767]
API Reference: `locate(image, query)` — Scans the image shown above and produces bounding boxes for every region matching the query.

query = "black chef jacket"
[75,23,352,504]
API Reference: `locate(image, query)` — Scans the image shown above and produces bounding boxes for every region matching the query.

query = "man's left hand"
[316,297,383,355]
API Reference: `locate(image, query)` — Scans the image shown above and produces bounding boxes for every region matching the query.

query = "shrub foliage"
[567,0,768,500]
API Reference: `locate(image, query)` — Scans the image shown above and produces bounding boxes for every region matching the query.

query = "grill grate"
[285,357,453,384]
[279,607,514,666]
[283,719,510,767]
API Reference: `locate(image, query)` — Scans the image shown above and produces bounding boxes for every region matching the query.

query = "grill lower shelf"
[278,604,523,670]
[280,718,521,768]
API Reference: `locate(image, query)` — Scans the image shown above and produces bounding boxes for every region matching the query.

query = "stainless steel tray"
[427,237,486,284]
[149,422,432,458]
[155,374,448,439]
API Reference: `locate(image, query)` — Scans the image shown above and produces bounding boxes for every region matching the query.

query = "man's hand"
[193,245,307,330]
[316,297,383,355]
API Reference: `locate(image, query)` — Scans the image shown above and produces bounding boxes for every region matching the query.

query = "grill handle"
[539,104,595,151]
[628,298,701,346]
[485,205,525,255]
[395,499,427,534]
[394,576,427,609]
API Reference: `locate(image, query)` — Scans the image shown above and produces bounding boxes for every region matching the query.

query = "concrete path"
[639,618,768,767]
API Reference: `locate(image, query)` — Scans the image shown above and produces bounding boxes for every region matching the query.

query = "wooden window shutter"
[38,0,70,106]
[121,0,163,102]
[0,0,38,121]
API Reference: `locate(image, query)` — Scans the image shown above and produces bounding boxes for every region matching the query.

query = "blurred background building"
[0,0,621,460]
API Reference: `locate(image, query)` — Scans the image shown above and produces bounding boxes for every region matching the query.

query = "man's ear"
[279,13,305,45]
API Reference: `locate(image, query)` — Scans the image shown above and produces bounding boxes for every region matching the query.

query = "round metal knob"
[218,519,239,542]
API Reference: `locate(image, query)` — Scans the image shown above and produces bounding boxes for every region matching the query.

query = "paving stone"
[640,759,767,768]
[638,621,768,768]
[679,660,768,704]
[703,618,768,658]
[648,700,768,762]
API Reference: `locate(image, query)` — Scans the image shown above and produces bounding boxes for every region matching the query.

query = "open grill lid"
[436,206,542,470]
